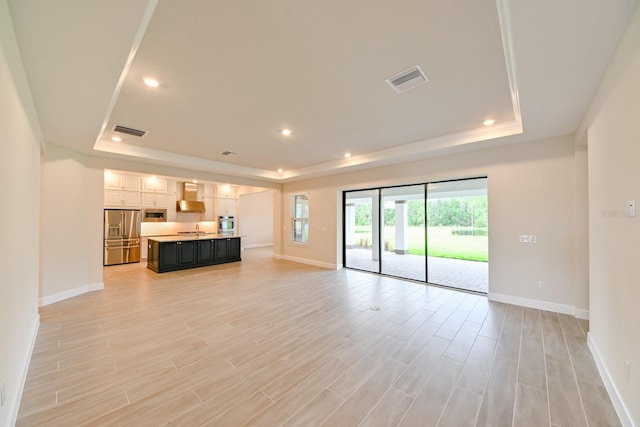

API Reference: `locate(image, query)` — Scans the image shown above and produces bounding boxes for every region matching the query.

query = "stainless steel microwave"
[143,208,167,222]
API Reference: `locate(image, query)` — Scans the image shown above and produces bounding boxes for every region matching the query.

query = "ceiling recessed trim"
[93,0,159,149]
[93,139,280,180]
[90,0,524,183]
[496,0,522,125]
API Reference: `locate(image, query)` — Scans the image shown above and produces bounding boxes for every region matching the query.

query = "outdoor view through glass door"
[381,185,426,281]
[344,189,380,273]
[343,178,488,293]
[426,179,488,292]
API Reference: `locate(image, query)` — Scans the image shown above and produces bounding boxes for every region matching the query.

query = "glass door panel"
[426,178,488,292]
[344,189,380,273]
[380,185,426,281]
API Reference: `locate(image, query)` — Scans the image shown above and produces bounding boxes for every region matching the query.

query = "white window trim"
[291,193,309,244]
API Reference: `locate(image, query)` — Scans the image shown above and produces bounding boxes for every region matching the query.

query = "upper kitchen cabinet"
[217,197,237,216]
[202,183,216,198]
[141,177,167,193]
[104,189,140,207]
[141,192,169,208]
[104,172,141,207]
[104,173,140,191]
[141,177,169,208]
[199,184,216,221]
[216,184,237,216]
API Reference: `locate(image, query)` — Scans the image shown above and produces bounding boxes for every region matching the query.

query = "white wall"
[0,1,42,424]
[239,190,274,248]
[584,4,640,424]
[41,144,104,305]
[281,135,586,315]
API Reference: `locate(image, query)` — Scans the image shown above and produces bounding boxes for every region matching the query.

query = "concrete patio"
[345,248,488,293]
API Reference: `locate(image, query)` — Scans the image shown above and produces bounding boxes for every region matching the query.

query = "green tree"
[408,200,425,226]
[384,208,395,226]
[427,197,488,227]
[355,202,372,226]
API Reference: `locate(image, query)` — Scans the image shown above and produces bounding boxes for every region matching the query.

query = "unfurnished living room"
[1,0,639,426]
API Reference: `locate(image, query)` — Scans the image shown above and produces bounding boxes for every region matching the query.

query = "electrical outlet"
[519,234,537,244]
[538,280,546,290]
[624,360,631,380]
[1,383,5,407]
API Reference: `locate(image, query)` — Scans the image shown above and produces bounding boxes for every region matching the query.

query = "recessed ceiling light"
[344,152,352,158]
[277,168,283,173]
[143,77,160,88]
[111,136,122,142]
[192,179,198,184]
[281,129,292,136]
[483,119,496,126]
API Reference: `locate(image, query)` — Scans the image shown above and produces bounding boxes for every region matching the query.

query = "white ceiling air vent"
[114,125,147,138]
[385,65,429,94]
[219,151,237,156]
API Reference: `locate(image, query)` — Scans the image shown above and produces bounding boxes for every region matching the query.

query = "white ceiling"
[8,0,638,183]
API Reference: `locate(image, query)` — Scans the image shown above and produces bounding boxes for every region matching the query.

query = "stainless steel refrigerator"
[104,209,141,266]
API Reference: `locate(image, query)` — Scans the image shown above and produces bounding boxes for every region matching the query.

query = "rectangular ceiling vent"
[385,65,429,94]
[114,125,147,138]
[219,150,238,156]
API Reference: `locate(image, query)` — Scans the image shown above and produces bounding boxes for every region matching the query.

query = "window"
[292,194,309,243]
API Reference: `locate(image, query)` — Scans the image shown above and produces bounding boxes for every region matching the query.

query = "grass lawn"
[354,226,488,262]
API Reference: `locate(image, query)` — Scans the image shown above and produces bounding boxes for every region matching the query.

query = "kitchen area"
[103,169,273,272]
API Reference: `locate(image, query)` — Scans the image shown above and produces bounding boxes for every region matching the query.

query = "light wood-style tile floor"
[18,248,620,426]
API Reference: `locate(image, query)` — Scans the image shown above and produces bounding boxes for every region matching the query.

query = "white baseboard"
[587,333,635,427]
[488,292,589,319]
[10,314,39,426]
[243,243,273,249]
[273,254,338,270]
[39,282,104,307]
[575,308,590,320]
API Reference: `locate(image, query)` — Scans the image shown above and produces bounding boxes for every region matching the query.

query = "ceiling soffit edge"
[92,0,523,184]
[94,0,158,152]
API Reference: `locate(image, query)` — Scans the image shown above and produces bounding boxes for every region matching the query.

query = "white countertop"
[148,234,240,243]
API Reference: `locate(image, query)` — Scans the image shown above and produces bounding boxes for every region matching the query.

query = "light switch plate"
[627,200,636,217]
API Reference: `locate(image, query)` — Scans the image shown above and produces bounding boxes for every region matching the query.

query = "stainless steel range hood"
[176,182,205,213]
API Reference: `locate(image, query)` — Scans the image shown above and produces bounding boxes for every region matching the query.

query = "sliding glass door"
[426,179,488,293]
[343,178,488,293]
[380,185,426,281]
[344,189,380,273]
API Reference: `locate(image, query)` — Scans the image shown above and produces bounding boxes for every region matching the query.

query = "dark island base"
[147,236,241,273]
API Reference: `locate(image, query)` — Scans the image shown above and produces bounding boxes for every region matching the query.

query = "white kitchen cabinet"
[216,197,237,216]
[141,192,169,208]
[166,191,177,221]
[141,177,167,193]
[104,174,121,190]
[204,197,215,221]
[104,173,140,191]
[104,189,140,207]
[203,184,216,198]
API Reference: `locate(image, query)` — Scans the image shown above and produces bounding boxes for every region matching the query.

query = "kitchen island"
[147,234,241,273]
